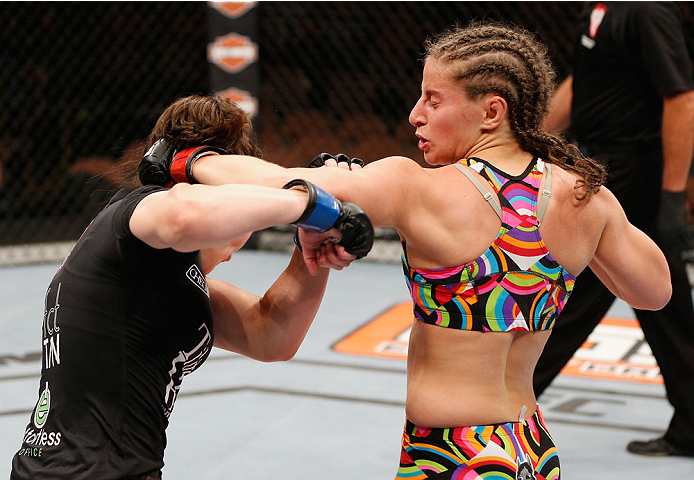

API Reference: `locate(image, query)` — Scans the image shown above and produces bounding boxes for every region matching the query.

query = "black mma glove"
[283,179,374,258]
[137,139,176,186]
[656,190,692,258]
[308,152,365,169]
[138,139,227,186]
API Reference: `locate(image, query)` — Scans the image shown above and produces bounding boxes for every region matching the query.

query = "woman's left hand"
[298,228,357,275]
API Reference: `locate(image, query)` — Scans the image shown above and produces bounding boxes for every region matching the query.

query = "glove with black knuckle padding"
[138,138,228,186]
[282,179,374,259]
[308,152,365,169]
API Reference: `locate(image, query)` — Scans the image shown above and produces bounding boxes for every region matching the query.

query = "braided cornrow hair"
[425,22,606,200]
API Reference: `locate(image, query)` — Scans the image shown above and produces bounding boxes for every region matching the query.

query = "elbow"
[265,353,297,363]
[647,258,674,310]
[647,280,673,311]
[217,338,299,363]
[628,279,672,311]
[265,336,302,361]
[250,328,302,362]
[273,343,300,361]
[255,344,299,363]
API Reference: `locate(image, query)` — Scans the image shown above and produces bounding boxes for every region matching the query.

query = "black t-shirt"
[570,1,694,146]
[11,186,215,480]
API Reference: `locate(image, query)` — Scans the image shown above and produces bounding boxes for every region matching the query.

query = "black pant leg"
[607,144,694,448]
[533,268,616,396]
[535,143,694,447]
[635,249,694,449]
[534,144,657,398]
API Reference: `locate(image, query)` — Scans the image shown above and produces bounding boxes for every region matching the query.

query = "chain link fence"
[257,2,582,169]
[0,1,209,245]
[0,2,692,261]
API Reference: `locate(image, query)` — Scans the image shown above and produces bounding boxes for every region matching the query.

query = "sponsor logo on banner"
[333,302,663,384]
[208,32,258,74]
[217,87,258,117]
[210,1,257,19]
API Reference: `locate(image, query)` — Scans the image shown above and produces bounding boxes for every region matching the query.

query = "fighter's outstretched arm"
[192,153,426,231]
[137,139,427,231]
[130,182,309,252]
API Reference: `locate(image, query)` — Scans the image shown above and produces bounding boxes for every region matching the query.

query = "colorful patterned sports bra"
[402,157,575,332]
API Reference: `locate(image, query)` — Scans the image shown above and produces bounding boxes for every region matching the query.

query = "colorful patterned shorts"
[396,407,560,479]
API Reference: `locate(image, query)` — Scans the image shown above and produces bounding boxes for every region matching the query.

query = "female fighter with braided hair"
[10,95,373,480]
[138,23,671,479]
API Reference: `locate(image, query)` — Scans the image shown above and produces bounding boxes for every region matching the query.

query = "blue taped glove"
[283,179,341,232]
[282,179,374,258]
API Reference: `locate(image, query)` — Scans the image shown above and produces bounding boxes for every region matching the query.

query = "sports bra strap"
[455,160,553,224]
[453,163,503,220]
[536,162,552,225]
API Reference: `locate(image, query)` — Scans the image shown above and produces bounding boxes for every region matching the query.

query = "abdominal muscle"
[405,319,552,428]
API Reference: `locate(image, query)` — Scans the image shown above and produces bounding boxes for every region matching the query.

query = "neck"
[465,134,533,175]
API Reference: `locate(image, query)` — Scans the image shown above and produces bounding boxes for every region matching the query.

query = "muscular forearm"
[662,90,694,192]
[254,249,329,359]
[151,183,307,252]
[211,249,329,361]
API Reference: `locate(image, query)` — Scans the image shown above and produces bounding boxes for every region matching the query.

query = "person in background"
[10,95,374,479]
[537,1,694,457]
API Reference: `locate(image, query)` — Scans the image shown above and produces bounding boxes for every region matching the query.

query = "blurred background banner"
[0,1,692,260]
[208,1,260,120]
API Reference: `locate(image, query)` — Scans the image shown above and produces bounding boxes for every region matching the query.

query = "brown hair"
[425,22,606,200]
[147,94,261,157]
[113,95,261,189]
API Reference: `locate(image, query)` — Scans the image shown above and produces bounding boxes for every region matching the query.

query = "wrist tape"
[282,179,340,232]
[170,146,228,184]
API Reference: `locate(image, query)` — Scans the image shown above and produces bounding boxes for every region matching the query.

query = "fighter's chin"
[423,149,456,166]
[423,151,442,166]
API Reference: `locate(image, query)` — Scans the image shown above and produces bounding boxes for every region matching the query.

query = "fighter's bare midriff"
[405,320,551,427]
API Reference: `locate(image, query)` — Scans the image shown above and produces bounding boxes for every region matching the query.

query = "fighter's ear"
[481,94,508,131]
